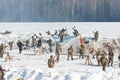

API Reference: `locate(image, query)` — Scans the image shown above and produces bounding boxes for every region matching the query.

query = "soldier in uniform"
[47,39,53,52]
[17,40,23,54]
[118,54,120,67]
[8,41,14,50]
[32,34,38,48]
[25,39,30,49]
[79,44,85,59]
[93,30,99,42]
[37,38,42,48]
[101,55,108,71]
[108,49,114,66]
[67,45,74,60]
[0,43,4,57]
[55,42,62,62]
[48,55,55,68]
[96,50,102,66]
[46,31,51,35]
[72,26,79,37]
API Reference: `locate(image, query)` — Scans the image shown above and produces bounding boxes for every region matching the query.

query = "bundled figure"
[48,55,55,68]
[17,40,23,54]
[0,43,5,57]
[67,45,74,60]
[118,54,120,67]
[108,49,114,66]
[79,44,85,59]
[93,30,99,42]
[100,55,108,71]
[8,41,14,50]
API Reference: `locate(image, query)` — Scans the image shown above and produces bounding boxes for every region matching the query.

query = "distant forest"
[0,0,120,22]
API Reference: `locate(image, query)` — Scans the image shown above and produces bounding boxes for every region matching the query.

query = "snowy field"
[0,22,120,80]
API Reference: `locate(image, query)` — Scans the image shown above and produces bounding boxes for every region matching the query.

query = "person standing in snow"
[79,44,85,59]
[0,43,5,57]
[96,49,102,66]
[32,34,38,48]
[55,42,62,62]
[25,39,30,50]
[8,41,14,50]
[67,45,74,60]
[108,49,114,66]
[48,55,55,68]
[93,30,99,42]
[118,54,120,67]
[47,38,53,52]
[17,40,23,54]
[37,38,42,48]
[72,26,79,37]
[101,54,108,71]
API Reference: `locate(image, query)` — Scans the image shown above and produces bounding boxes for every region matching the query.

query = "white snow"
[0,22,120,80]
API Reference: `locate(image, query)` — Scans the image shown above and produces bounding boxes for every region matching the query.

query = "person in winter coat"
[100,55,108,71]
[118,54,120,67]
[8,41,14,50]
[17,40,23,54]
[37,38,42,48]
[25,39,30,49]
[47,39,53,52]
[48,55,55,68]
[79,44,85,59]
[96,50,102,66]
[67,45,74,60]
[72,26,79,37]
[0,43,4,57]
[55,42,62,62]
[108,49,114,66]
[32,34,38,47]
[93,30,99,42]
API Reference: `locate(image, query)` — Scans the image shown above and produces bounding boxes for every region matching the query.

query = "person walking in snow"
[67,45,74,60]
[17,40,23,54]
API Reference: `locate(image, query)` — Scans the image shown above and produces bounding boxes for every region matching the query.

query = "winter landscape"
[0,22,120,80]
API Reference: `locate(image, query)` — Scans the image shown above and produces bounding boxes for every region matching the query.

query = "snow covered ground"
[0,22,120,80]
